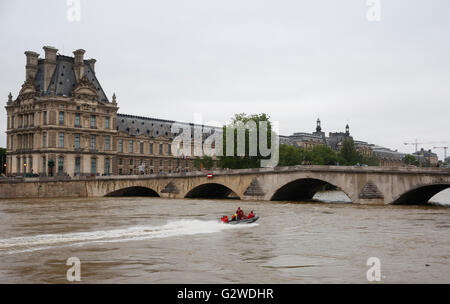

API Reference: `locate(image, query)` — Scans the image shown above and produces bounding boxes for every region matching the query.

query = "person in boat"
[247,210,255,219]
[221,215,229,223]
[231,213,238,221]
[236,207,246,220]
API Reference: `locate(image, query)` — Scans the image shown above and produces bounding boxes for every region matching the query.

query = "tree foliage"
[218,113,272,169]
[404,154,419,166]
[194,155,214,170]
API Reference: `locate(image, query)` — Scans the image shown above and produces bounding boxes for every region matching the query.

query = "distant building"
[282,119,407,167]
[445,157,450,163]
[282,118,352,151]
[370,146,406,167]
[413,148,439,166]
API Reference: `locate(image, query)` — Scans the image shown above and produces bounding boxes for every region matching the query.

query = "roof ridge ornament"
[7,92,13,104]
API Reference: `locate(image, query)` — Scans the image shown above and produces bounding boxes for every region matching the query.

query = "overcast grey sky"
[1,0,449,159]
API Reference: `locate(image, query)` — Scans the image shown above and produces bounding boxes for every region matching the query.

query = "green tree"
[309,145,339,165]
[338,138,361,165]
[218,113,272,169]
[361,154,380,166]
[404,154,419,166]
[194,155,214,170]
[278,144,302,166]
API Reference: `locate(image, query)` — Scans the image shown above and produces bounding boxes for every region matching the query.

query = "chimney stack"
[43,46,58,90]
[24,51,40,80]
[73,49,86,82]
[88,58,96,73]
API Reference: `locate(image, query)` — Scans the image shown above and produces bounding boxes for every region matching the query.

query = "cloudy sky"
[1,0,449,159]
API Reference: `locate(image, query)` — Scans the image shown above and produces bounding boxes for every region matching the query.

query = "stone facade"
[413,148,439,166]
[5,46,212,177]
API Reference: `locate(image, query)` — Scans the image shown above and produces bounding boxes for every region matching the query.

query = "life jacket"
[248,212,254,219]
[221,216,229,223]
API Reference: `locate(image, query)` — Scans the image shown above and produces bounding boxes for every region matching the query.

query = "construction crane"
[433,146,448,160]
[404,139,447,153]
[404,139,423,152]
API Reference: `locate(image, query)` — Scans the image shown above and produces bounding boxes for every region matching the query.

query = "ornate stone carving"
[7,92,13,105]
[73,75,99,101]
[16,77,38,102]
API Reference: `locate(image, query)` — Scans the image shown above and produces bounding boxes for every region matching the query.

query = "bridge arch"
[105,186,160,197]
[184,183,241,199]
[391,183,450,205]
[270,177,353,202]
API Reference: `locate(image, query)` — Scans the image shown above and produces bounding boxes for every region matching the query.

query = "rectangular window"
[168,144,171,155]
[43,111,47,125]
[75,113,81,127]
[43,132,47,148]
[118,139,123,152]
[59,111,65,125]
[58,156,64,174]
[105,136,110,151]
[140,142,144,154]
[91,115,96,128]
[91,158,97,174]
[58,132,64,148]
[129,159,133,165]
[11,115,14,128]
[149,143,153,154]
[159,143,163,155]
[105,117,110,129]
[119,158,123,165]
[129,140,133,153]
[75,157,81,175]
[42,156,46,174]
[30,114,34,127]
[91,135,96,150]
[75,134,80,149]
[105,158,110,175]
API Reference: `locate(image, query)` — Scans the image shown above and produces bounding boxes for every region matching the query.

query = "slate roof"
[116,113,220,139]
[34,55,109,102]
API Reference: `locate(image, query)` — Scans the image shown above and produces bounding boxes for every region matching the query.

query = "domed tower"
[316,118,322,133]
[345,123,350,136]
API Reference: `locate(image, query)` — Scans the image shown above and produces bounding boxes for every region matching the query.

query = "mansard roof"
[116,113,220,139]
[34,55,109,102]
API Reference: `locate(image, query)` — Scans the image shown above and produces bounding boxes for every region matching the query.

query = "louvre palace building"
[5,46,213,177]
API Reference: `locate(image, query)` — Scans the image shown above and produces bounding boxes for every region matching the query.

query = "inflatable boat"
[220,214,260,224]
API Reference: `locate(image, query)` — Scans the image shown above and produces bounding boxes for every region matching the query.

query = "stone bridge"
[1,166,449,205]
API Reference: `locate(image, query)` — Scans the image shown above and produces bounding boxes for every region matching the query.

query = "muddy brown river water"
[0,190,449,283]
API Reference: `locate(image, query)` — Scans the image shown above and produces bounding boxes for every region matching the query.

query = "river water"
[0,190,449,283]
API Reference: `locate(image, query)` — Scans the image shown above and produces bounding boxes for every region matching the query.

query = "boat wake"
[0,219,258,255]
